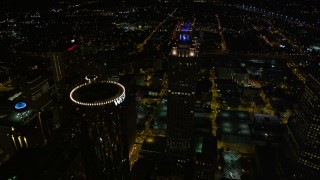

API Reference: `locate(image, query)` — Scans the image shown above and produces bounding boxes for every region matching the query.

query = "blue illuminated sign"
[15,102,27,110]
[179,34,190,42]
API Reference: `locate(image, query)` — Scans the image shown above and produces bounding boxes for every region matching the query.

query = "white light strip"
[70,81,126,106]
[85,75,98,83]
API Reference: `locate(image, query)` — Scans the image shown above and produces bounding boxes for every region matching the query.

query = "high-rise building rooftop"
[70,75,125,107]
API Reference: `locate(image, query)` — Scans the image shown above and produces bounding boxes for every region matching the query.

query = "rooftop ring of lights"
[15,102,27,110]
[70,80,125,106]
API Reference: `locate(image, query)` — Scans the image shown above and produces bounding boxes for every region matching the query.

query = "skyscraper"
[286,61,320,178]
[0,101,48,164]
[22,75,52,111]
[118,74,137,154]
[167,23,199,163]
[69,75,129,180]
[49,51,65,84]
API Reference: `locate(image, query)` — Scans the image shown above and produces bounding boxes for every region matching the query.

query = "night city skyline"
[0,0,319,180]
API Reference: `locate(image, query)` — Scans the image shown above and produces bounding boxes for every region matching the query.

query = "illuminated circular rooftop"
[70,80,125,106]
[15,102,27,110]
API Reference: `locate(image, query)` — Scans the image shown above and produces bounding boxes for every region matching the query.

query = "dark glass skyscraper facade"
[69,76,129,180]
[287,62,320,178]
[167,23,199,162]
[49,51,65,84]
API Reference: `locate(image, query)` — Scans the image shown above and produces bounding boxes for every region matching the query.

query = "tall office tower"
[49,38,80,133]
[22,75,52,111]
[49,35,79,85]
[118,74,137,154]
[49,50,67,111]
[69,75,129,180]
[0,101,48,164]
[49,51,65,84]
[167,23,198,164]
[286,62,320,178]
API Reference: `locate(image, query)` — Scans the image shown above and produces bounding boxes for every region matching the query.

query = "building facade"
[49,51,65,84]
[0,101,48,164]
[167,23,199,163]
[287,62,320,178]
[69,76,129,180]
[22,75,53,111]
